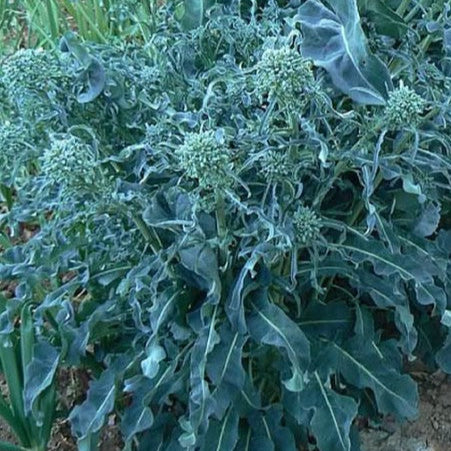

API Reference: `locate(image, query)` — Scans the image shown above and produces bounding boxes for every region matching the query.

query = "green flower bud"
[41,134,100,193]
[140,65,164,88]
[383,84,425,130]
[176,130,233,192]
[259,150,291,182]
[255,47,314,108]
[2,49,65,96]
[0,122,31,181]
[293,206,321,245]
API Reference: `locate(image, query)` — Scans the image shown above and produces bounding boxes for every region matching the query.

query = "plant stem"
[131,213,160,253]
[0,440,27,451]
[396,0,411,17]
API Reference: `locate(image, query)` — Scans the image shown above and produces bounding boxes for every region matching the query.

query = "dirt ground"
[0,370,450,450]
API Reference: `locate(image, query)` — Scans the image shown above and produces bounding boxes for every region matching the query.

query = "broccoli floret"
[0,122,32,182]
[255,47,314,108]
[259,150,291,183]
[2,49,66,97]
[175,130,233,192]
[41,134,100,194]
[383,84,425,130]
[293,206,321,245]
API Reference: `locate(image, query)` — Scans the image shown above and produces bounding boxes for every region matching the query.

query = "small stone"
[431,420,439,430]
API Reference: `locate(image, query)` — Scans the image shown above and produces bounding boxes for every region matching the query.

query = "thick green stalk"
[0,395,29,444]
[396,0,411,17]
[0,440,27,451]
[131,213,161,254]
[0,342,32,447]
[72,2,108,43]
[44,0,59,41]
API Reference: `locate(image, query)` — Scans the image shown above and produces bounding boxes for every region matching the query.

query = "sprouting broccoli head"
[255,47,314,109]
[0,122,32,183]
[293,206,322,245]
[175,130,233,193]
[383,83,425,130]
[41,134,101,194]
[259,150,292,183]
[2,49,66,97]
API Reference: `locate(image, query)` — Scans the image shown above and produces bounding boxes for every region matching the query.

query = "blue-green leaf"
[247,290,310,392]
[24,340,59,424]
[436,330,451,374]
[330,337,418,419]
[300,372,358,451]
[180,0,215,30]
[413,203,441,238]
[141,341,166,379]
[300,301,353,339]
[297,0,393,104]
[70,369,116,441]
[333,236,447,314]
[179,243,221,303]
[200,407,239,451]
[207,324,246,388]
[185,307,220,444]
[357,0,408,38]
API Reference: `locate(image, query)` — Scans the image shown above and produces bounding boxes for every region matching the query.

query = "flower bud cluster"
[293,206,321,245]
[175,130,233,192]
[383,85,425,130]
[41,134,100,193]
[259,150,291,182]
[0,122,29,180]
[2,49,65,96]
[255,47,314,108]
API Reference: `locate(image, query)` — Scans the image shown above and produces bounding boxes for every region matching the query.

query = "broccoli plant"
[0,1,450,451]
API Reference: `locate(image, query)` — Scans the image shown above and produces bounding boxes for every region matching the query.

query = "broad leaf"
[70,368,116,441]
[179,243,221,303]
[24,340,59,423]
[300,372,358,451]
[413,203,441,237]
[297,0,393,104]
[200,407,239,451]
[436,330,451,374]
[184,309,220,444]
[299,301,353,339]
[334,236,447,314]
[208,335,245,387]
[330,337,418,419]
[247,290,310,391]
[181,0,215,30]
[357,0,408,38]
[60,32,105,103]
